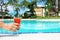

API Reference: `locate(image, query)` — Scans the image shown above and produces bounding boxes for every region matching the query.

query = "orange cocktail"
[14,18,21,25]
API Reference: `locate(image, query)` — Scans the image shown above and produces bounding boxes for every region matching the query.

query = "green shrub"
[45,11,48,17]
[30,16,37,18]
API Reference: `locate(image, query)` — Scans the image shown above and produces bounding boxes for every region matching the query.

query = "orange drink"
[14,18,20,24]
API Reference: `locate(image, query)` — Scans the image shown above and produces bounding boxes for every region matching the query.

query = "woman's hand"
[2,23,20,31]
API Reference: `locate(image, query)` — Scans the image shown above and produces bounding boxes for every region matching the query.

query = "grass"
[36,16,60,19]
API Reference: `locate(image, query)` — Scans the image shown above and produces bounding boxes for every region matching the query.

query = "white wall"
[35,12,42,16]
[43,8,45,17]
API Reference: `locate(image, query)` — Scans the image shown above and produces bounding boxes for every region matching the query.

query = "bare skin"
[0,22,20,31]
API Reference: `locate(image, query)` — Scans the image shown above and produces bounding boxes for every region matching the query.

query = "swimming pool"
[0,19,60,34]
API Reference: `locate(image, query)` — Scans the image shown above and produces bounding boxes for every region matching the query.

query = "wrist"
[0,22,4,28]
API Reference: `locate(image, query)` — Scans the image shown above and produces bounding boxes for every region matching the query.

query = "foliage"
[45,11,48,17]
[23,12,29,18]
[7,0,18,5]
[45,0,59,17]
[36,16,60,19]
[0,0,9,18]
[23,11,37,18]
[21,0,39,17]
[44,0,55,17]
[19,14,23,17]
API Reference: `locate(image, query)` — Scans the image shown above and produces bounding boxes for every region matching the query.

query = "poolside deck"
[1,19,60,21]
[0,33,60,40]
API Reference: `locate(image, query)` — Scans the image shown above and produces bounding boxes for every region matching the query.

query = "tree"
[0,0,8,18]
[21,0,39,17]
[14,5,20,17]
[7,0,18,5]
[45,0,58,17]
[27,1,37,16]
[0,0,4,12]
[0,0,18,18]
[7,0,20,17]
[45,3,52,17]
[45,0,53,17]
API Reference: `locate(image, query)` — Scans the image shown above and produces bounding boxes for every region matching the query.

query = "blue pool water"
[0,20,60,34]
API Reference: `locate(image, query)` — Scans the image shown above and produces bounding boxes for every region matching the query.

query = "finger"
[7,24,19,31]
[14,23,20,26]
[12,25,19,29]
[12,28,17,31]
[15,26,20,30]
[12,25,20,30]
[9,27,17,32]
[5,27,14,31]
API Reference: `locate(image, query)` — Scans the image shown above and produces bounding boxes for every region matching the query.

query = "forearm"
[0,22,4,28]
